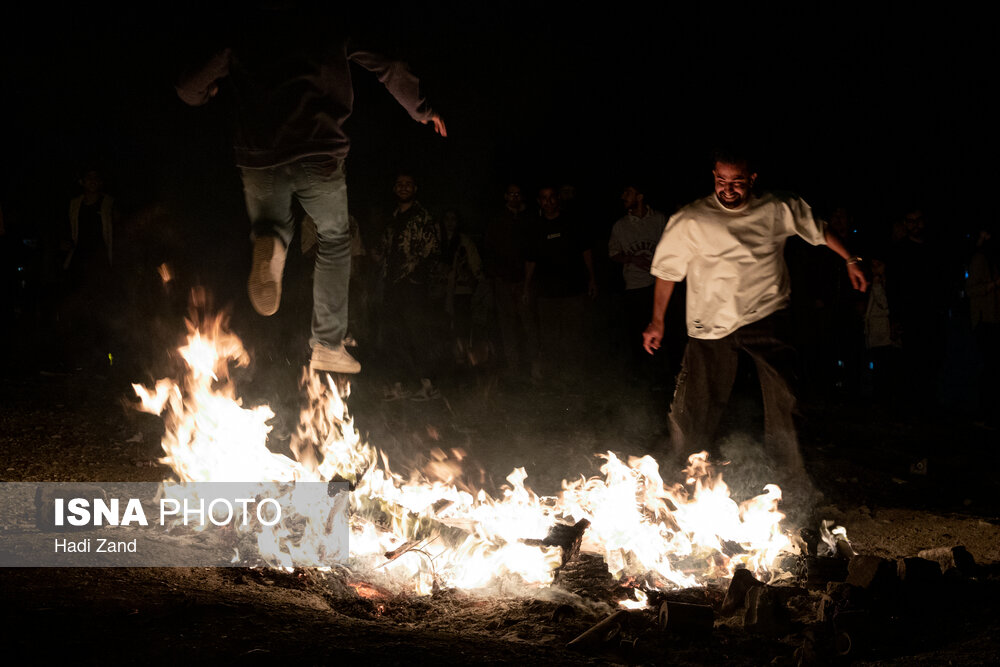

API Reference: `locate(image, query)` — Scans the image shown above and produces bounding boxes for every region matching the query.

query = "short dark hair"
[622,179,649,197]
[711,146,756,174]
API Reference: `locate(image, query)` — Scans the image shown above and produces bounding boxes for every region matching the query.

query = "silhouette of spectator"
[174,2,446,376]
[863,255,901,406]
[483,183,535,382]
[966,224,1000,428]
[64,166,114,280]
[440,208,489,378]
[375,172,442,401]
[59,165,118,368]
[886,207,947,413]
[608,181,666,384]
[523,185,597,386]
[643,149,867,504]
[792,205,868,395]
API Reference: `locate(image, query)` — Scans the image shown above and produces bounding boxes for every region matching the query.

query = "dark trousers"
[668,310,806,478]
[492,278,535,376]
[536,293,586,383]
[383,281,436,381]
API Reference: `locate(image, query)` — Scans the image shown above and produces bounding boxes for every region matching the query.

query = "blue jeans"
[239,157,350,350]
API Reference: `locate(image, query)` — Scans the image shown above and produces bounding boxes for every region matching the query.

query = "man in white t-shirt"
[609,182,667,382]
[642,151,867,502]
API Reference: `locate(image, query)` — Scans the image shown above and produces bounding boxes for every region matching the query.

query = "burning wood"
[720,567,763,615]
[820,519,856,559]
[380,537,437,566]
[521,518,590,567]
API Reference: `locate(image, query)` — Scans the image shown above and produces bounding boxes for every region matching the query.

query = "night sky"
[1,2,994,270]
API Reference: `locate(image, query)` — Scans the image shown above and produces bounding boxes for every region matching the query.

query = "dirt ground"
[2,346,999,665]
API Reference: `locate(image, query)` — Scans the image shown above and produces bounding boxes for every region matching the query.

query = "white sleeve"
[649,215,692,281]
[783,196,827,246]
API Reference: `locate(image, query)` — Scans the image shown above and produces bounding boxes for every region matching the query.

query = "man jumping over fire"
[175,3,446,375]
[642,148,867,508]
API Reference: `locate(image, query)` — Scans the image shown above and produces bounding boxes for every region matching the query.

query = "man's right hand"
[642,321,664,355]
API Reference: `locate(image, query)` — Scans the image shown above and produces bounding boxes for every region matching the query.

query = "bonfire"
[132,308,796,599]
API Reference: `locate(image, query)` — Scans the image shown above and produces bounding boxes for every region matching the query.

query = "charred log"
[846,555,898,592]
[742,585,790,637]
[801,555,848,588]
[657,600,714,636]
[566,609,630,651]
[916,546,977,577]
[897,556,943,585]
[522,518,590,567]
[720,567,764,616]
[554,553,619,602]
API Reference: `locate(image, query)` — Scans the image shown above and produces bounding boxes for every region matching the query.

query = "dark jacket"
[175,3,435,168]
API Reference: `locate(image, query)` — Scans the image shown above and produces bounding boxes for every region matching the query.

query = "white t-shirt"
[608,208,667,290]
[650,191,827,339]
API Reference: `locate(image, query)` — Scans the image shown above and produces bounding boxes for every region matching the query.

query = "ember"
[348,581,386,600]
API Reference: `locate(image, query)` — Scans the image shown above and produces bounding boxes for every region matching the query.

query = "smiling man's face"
[713,160,756,209]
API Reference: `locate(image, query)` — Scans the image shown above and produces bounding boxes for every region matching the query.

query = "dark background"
[1,1,994,310]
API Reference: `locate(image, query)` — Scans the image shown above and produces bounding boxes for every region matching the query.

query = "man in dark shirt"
[375,173,442,400]
[483,183,533,380]
[523,186,596,384]
[175,3,446,375]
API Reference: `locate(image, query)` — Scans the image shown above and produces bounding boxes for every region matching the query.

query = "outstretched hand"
[423,113,447,137]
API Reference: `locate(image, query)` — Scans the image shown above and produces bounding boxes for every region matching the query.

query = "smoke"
[715,434,780,502]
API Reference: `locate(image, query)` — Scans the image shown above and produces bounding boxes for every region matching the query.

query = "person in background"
[523,185,597,386]
[61,165,118,368]
[483,183,534,383]
[966,224,1000,428]
[608,180,667,384]
[441,208,489,381]
[375,172,443,401]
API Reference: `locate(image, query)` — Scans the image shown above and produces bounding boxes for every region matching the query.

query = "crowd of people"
[2,160,997,433]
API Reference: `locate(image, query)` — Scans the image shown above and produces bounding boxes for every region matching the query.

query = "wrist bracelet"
[846,256,862,265]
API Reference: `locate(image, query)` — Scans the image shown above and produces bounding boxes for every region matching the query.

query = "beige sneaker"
[248,236,286,316]
[310,343,361,374]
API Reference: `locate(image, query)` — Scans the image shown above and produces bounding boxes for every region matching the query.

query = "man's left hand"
[847,262,868,292]
[423,114,447,137]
